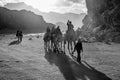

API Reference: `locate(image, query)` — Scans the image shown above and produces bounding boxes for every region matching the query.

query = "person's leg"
[77,50,81,63]
[17,36,19,42]
[20,36,22,42]
[18,36,20,42]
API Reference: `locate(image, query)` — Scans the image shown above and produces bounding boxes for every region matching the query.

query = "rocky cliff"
[81,0,120,42]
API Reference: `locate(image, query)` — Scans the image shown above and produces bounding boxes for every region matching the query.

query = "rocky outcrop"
[81,0,120,42]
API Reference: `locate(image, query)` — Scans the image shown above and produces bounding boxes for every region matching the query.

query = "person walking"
[16,30,20,42]
[72,38,83,63]
[19,31,23,42]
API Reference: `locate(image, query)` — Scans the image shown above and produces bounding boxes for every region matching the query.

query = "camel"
[64,20,78,53]
[50,26,63,53]
[43,27,51,51]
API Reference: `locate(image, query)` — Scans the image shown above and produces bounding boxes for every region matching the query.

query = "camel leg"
[58,42,62,51]
[56,42,60,52]
[68,42,70,53]
[52,42,55,50]
[58,42,61,51]
[53,41,56,48]
[58,42,60,50]
[48,42,50,50]
[57,42,60,53]
[61,42,62,51]
[47,42,49,51]
[51,41,53,51]
[52,41,55,51]
[73,41,76,51]
[50,40,52,49]
[45,42,47,48]
[73,41,76,46]
[44,42,46,50]
[49,40,50,49]
[54,42,59,53]
[63,41,66,53]
[48,41,50,49]
[70,42,73,53]
[47,41,48,49]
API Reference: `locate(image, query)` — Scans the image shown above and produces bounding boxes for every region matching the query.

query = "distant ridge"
[0,7,54,34]
[4,2,86,28]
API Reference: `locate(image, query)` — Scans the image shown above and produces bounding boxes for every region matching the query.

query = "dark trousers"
[77,50,81,63]
[17,36,20,42]
[20,36,23,42]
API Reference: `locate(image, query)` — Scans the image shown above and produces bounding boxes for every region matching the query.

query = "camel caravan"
[43,20,81,54]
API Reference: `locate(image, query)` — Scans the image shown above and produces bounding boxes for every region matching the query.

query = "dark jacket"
[16,31,19,37]
[74,41,83,52]
[19,31,23,37]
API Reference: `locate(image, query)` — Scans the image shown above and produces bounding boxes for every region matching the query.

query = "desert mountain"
[4,2,86,29]
[0,7,54,33]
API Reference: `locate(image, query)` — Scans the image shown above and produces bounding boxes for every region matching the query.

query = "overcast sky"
[0,0,87,14]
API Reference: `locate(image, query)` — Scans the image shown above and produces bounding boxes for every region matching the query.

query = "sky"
[0,0,87,14]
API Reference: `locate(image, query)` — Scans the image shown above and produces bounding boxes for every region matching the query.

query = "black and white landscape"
[0,0,120,80]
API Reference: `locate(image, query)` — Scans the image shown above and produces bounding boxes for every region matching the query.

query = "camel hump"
[66,29,76,39]
[67,28,75,34]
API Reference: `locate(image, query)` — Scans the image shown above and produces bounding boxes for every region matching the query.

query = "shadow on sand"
[44,49,112,80]
[8,40,20,46]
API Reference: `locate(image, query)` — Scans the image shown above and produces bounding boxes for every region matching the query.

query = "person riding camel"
[67,20,74,30]
[56,26,62,35]
[46,27,51,33]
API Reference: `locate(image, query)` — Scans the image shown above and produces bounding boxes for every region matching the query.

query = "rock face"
[81,0,120,42]
[0,7,54,34]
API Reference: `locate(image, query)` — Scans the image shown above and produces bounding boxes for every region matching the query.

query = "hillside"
[4,2,86,28]
[0,7,54,34]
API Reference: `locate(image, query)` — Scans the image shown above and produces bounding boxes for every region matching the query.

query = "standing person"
[19,31,23,42]
[16,30,20,42]
[72,38,83,63]
[67,20,74,30]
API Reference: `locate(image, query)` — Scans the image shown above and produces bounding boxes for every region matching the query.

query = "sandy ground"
[0,34,120,80]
